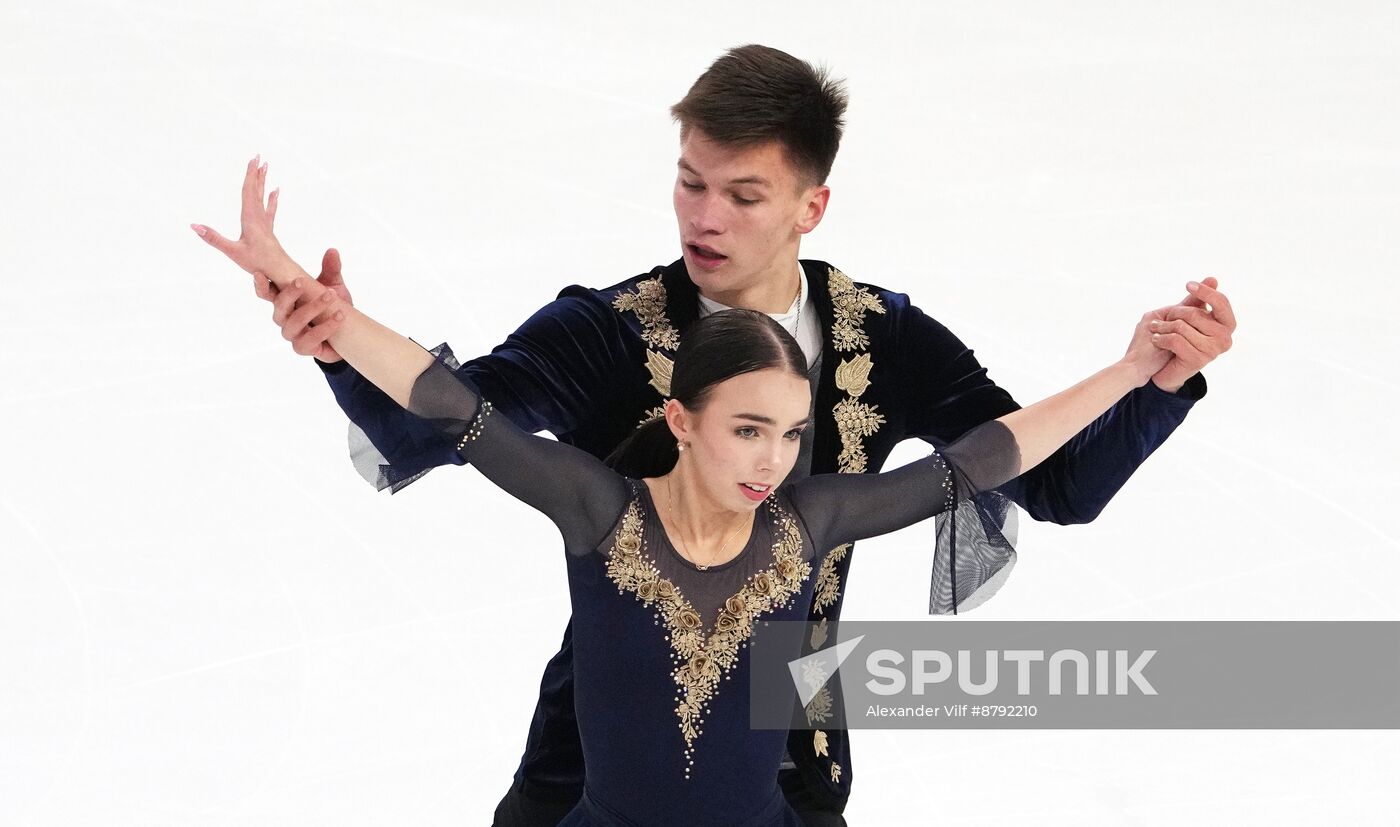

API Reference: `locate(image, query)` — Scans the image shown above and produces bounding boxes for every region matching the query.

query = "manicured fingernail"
[1150,320,1160,329]
[1152,333,1161,340]
[292,278,302,288]
[333,311,344,321]
[1187,281,1200,291]
[190,223,206,237]
[321,292,332,302]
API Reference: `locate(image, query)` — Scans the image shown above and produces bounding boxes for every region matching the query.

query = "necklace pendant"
[697,564,709,571]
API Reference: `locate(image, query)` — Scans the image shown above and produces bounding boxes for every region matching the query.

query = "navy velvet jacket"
[317,258,1204,811]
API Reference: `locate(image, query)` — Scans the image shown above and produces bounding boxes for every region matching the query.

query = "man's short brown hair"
[670,44,848,187]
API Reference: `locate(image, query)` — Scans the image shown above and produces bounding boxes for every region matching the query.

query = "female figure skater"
[195,158,1170,826]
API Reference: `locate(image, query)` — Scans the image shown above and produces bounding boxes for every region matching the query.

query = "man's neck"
[698,259,803,314]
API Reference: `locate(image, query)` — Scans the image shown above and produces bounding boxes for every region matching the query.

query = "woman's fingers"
[241,156,272,236]
[240,156,259,223]
[190,223,239,260]
[267,187,279,227]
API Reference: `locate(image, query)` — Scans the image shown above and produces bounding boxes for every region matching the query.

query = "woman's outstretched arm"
[789,334,1170,554]
[194,156,630,550]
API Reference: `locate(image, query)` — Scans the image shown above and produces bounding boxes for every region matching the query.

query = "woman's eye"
[736,426,758,438]
[784,429,805,440]
[681,181,703,191]
[733,195,758,205]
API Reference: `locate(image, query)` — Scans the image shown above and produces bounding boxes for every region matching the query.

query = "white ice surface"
[2,1,1397,824]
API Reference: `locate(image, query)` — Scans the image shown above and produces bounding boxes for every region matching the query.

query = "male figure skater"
[233,44,1235,826]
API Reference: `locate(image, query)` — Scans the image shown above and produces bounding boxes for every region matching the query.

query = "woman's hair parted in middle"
[605,309,808,478]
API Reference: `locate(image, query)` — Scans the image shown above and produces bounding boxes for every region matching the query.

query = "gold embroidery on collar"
[645,348,674,397]
[828,268,885,353]
[605,495,811,779]
[814,268,888,615]
[835,353,874,399]
[825,268,886,477]
[637,404,666,426]
[613,274,681,351]
[614,275,679,424]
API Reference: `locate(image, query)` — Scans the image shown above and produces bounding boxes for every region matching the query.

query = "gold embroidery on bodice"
[604,493,811,778]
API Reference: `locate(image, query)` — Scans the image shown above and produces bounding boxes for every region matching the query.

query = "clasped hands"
[192,155,351,352]
[194,156,1237,390]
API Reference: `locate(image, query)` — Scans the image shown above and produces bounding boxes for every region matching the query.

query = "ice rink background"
[3,0,1398,824]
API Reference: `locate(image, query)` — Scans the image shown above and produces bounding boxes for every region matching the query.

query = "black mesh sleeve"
[405,349,631,554]
[787,420,1021,614]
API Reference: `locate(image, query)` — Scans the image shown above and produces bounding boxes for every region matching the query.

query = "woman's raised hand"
[191,155,301,287]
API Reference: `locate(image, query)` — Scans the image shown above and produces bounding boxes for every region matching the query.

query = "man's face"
[672,128,828,304]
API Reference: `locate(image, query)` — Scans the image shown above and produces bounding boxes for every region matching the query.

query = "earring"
[677,441,689,452]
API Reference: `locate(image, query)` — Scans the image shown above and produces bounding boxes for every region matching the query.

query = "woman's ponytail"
[605,415,680,478]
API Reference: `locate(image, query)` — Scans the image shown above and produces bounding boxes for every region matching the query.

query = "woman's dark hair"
[605,309,808,478]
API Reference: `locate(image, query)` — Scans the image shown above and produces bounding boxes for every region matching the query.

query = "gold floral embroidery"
[605,494,812,778]
[835,353,874,399]
[614,275,679,426]
[812,544,849,614]
[637,404,667,426]
[813,730,829,757]
[833,398,887,474]
[613,275,681,351]
[815,267,887,614]
[831,762,842,784]
[645,348,674,397]
[805,685,834,725]
[827,268,885,353]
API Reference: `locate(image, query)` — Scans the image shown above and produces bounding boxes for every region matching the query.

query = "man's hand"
[1149,276,1236,393]
[255,248,354,362]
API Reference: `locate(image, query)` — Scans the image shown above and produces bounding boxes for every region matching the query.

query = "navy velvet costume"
[318,259,1205,822]
[405,351,1022,826]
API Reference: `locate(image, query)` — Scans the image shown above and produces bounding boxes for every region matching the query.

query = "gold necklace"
[665,474,750,571]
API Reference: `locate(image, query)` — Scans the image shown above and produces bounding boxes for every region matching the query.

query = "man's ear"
[795,184,830,235]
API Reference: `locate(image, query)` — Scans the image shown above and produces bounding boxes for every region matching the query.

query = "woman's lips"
[738,483,770,502]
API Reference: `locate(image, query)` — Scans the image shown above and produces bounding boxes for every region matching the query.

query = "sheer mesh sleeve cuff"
[348,343,470,493]
[404,343,487,449]
[930,420,1022,614]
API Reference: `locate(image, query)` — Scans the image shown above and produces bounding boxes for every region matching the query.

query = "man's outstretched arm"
[895,279,1235,524]
[254,252,630,492]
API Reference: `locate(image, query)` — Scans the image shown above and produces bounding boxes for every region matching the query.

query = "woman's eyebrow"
[732,413,811,427]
